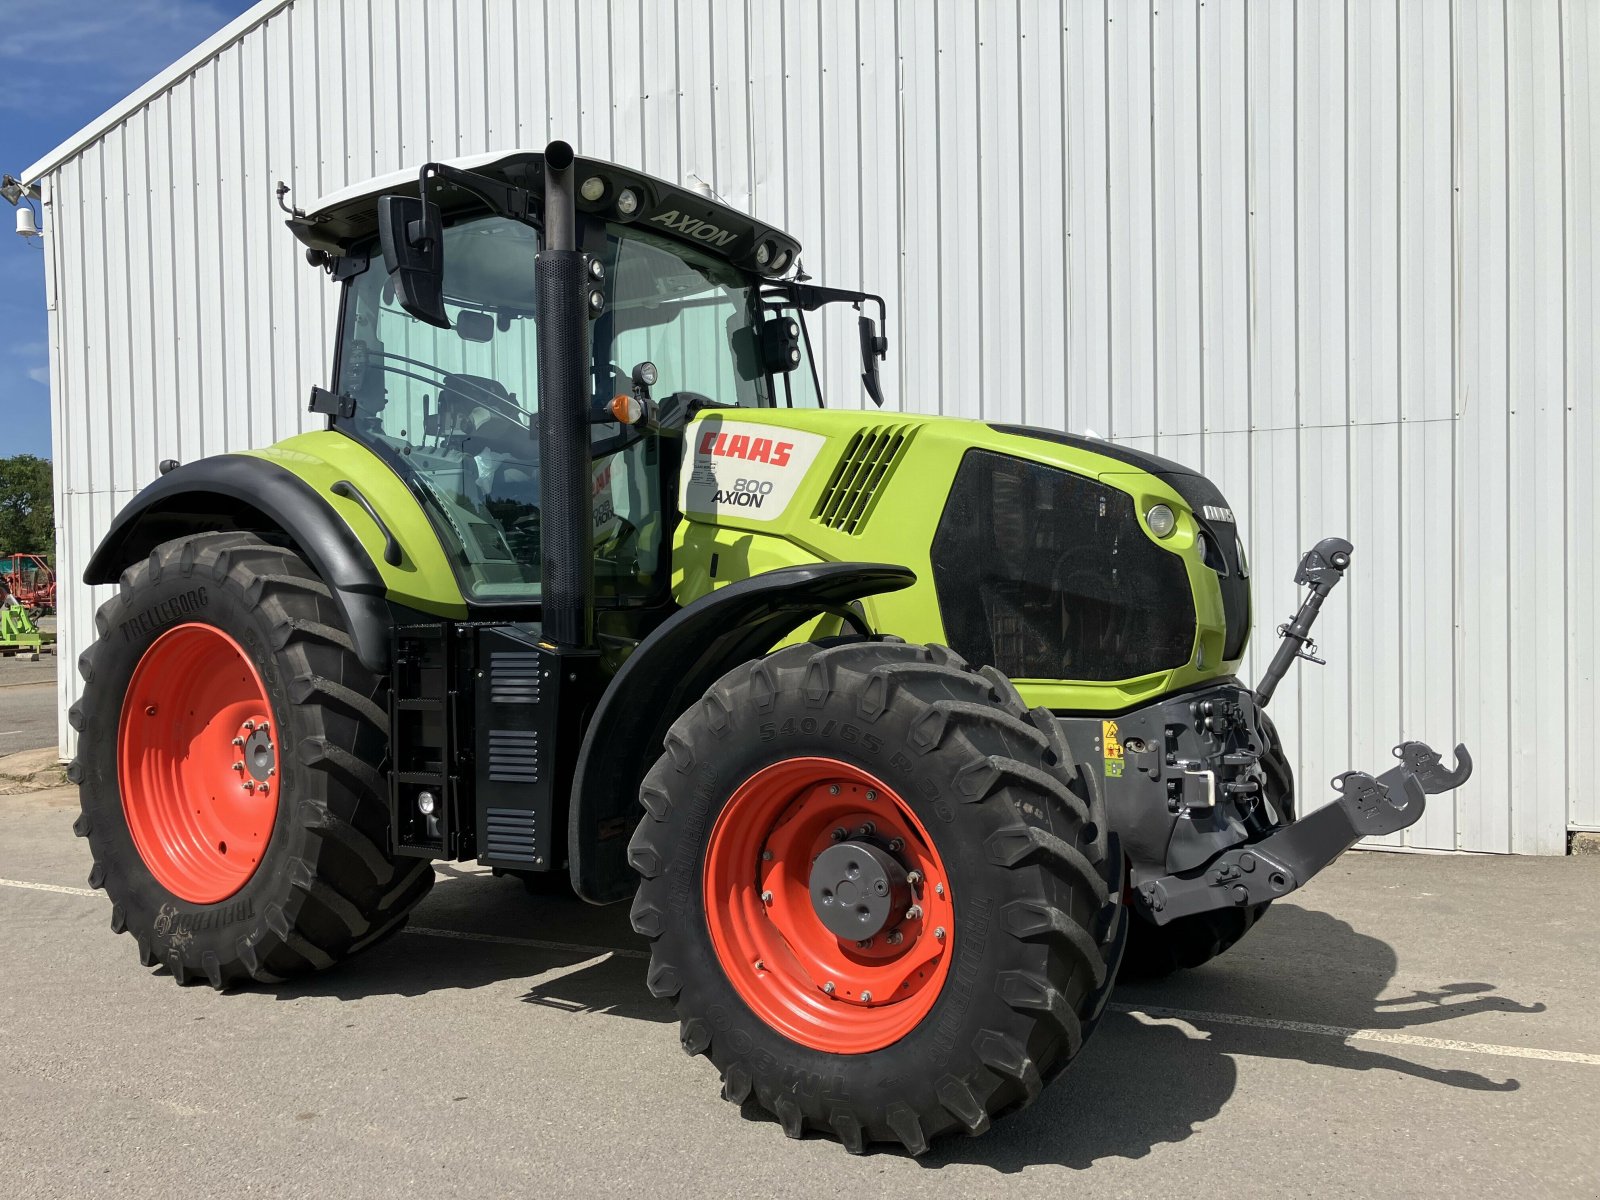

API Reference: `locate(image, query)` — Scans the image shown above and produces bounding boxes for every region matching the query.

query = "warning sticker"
[1102,719,1124,778]
[680,418,828,524]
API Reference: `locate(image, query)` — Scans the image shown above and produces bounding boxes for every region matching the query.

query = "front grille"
[811,427,909,533]
[931,450,1196,681]
[991,424,1252,663]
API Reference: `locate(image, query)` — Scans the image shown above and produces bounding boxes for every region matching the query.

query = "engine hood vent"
[811,427,910,534]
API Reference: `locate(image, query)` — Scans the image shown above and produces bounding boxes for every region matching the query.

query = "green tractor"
[71,142,1470,1155]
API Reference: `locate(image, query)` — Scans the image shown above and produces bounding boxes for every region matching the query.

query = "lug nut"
[856,938,873,949]
[243,721,255,731]
[905,905,923,921]
[259,785,270,797]
[934,882,945,897]
[861,991,873,1003]
[760,890,773,905]
[831,827,847,842]
[231,736,244,746]
[243,781,255,793]
[888,838,904,853]
[906,870,923,887]
[856,822,876,837]
[754,960,765,971]
[823,981,835,995]
[258,722,269,734]
[885,930,903,945]
[934,926,946,941]
[865,790,877,802]
[828,784,841,795]
[232,761,245,773]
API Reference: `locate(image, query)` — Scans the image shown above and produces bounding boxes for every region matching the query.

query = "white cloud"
[27,365,48,385]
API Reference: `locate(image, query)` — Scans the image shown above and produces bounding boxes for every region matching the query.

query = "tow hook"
[1137,740,1472,924]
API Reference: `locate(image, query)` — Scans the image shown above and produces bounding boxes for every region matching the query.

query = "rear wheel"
[70,532,433,987]
[629,640,1126,1155]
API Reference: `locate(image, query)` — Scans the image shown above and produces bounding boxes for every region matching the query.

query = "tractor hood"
[285,148,802,282]
[991,422,1252,661]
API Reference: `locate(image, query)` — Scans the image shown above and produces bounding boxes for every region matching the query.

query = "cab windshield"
[335,213,820,603]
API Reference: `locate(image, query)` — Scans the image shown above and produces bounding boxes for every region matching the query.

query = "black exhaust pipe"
[535,140,592,648]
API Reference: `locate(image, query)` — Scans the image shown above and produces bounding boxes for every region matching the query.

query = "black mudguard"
[82,455,393,672]
[568,562,916,904]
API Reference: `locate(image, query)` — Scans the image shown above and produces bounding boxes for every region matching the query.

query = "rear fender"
[568,561,916,903]
[85,454,402,671]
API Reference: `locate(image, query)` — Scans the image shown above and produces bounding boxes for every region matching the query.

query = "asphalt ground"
[2,784,1597,1199]
[0,635,59,757]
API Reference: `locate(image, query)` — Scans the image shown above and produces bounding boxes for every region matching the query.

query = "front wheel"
[628,640,1126,1155]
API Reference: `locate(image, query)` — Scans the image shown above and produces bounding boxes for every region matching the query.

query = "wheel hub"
[808,841,910,940]
[241,723,276,783]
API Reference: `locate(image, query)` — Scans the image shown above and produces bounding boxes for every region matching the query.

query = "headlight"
[615,188,640,217]
[580,175,606,202]
[1146,504,1177,538]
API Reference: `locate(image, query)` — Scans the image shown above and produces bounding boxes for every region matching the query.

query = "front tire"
[70,532,432,987]
[629,640,1126,1155]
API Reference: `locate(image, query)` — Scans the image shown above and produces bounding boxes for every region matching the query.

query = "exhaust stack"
[534,140,593,648]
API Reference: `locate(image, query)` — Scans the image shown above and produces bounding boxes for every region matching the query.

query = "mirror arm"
[417,162,538,226]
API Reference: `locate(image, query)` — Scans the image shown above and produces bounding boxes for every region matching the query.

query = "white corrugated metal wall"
[28,0,1598,853]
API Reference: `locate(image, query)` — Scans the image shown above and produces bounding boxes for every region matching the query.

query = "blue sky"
[0,0,255,460]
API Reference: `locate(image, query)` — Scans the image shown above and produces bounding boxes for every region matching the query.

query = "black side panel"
[82,454,393,671]
[931,450,1195,681]
[568,562,916,904]
[474,626,596,871]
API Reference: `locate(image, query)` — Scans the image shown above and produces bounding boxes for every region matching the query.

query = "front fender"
[568,561,916,903]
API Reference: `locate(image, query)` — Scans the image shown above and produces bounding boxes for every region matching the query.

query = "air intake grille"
[488,729,540,782]
[490,652,543,704]
[811,427,909,534]
[486,808,539,863]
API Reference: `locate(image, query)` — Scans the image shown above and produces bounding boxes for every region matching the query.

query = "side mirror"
[377,195,450,329]
[858,313,888,407]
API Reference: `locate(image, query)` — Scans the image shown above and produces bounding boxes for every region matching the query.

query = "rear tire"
[70,532,432,987]
[1120,712,1294,979]
[629,640,1126,1155]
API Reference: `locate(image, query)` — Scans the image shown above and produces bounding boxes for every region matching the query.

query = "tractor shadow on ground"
[249,869,672,1023]
[241,874,1542,1172]
[925,902,1535,1173]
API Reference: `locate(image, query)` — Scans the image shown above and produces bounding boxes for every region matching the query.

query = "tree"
[0,455,54,558]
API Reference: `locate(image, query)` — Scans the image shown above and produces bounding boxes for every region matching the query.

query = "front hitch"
[1136,741,1472,924]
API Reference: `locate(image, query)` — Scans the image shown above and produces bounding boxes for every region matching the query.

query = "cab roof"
[286,148,802,280]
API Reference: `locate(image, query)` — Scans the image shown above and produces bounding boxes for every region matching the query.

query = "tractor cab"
[287,148,881,611]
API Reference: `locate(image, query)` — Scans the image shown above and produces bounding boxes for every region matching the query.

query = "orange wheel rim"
[117,623,279,904]
[703,757,955,1054]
